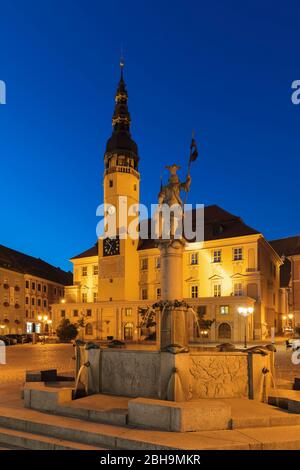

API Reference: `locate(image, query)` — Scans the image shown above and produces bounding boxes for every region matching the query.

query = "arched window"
[124,322,134,341]
[218,323,231,339]
[85,323,93,336]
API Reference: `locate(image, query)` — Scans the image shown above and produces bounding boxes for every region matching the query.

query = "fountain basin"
[77,347,275,402]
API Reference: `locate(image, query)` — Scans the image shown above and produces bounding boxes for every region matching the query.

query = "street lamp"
[237,306,254,349]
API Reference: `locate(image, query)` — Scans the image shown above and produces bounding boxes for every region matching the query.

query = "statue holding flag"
[183,133,198,206]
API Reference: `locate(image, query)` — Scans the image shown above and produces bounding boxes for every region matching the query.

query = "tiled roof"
[269,236,300,257]
[71,243,98,260]
[269,236,300,288]
[138,204,260,250]
[0,244,73,285]
[73,205,260,258]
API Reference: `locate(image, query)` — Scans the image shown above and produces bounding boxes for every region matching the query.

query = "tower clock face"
[103,237,120,257]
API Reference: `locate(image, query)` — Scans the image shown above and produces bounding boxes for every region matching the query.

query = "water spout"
[188,307,201,339]
[74,361,90,399]
[166,367,186,402]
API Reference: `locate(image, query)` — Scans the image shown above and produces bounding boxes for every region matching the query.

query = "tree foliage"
[56,319,78,342]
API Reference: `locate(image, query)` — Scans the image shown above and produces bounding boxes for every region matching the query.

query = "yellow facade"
[52,66,284,344]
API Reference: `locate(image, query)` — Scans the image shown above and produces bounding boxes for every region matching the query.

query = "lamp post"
[37,314,48,334]
[237,306,254,349]
[288,313,294,331]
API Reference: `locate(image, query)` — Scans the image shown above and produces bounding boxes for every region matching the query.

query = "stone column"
[158,239,189,351]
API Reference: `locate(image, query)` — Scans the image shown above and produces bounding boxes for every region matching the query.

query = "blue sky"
[0,0,300,271]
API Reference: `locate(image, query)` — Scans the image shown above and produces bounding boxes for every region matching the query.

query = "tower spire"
[105,60,139,165]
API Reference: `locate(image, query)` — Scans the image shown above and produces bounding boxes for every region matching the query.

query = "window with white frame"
[219,305,229,315]
[234,282,243,296]
[141,288,148,300]
[191,284,198,298]
[214,284,221,297]
[233,247,243,261]
[213,249,222,263]
[190,252,198,265]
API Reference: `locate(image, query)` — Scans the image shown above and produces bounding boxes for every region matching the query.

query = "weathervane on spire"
[120,45,125,77]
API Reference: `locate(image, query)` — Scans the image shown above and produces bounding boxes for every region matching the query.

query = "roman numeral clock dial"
[103,237,120,256]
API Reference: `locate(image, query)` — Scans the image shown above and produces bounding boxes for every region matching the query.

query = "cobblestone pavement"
[0,343,74,384]
[0,341,299,386]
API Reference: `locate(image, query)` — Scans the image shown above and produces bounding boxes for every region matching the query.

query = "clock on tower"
[103,237,120,257]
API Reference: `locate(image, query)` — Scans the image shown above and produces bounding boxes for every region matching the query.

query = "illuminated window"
[214,284,221,297]
[190,252,198,265]
[234,282,243,296]
[233,248,243,261]
[191,285,198,298]
[125,308,132,317]
[213,250,221,263]
[220,305,229,315]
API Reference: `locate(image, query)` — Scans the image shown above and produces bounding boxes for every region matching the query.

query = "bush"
[56,319,78,343]
[294,327,300,337]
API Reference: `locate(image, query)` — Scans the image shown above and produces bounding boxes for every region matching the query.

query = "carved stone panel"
[189,354,248,399]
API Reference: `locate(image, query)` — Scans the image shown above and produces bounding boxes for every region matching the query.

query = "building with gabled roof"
[0,244,72,335]
[51,65,284,343]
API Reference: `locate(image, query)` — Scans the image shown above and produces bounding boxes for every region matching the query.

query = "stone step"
[0,426,105,450]
[226,397,300,429]
[57,394,129,426]
[0,405,258,450]
[268,389,300,413]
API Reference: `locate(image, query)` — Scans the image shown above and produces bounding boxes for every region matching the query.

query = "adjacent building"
[270,236,300,331]
[0,244,72,335]
[52,65,285,343]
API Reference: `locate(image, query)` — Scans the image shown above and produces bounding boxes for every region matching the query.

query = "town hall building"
[52,64,287,344]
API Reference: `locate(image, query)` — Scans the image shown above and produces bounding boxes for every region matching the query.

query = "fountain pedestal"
[158,238,189,352]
